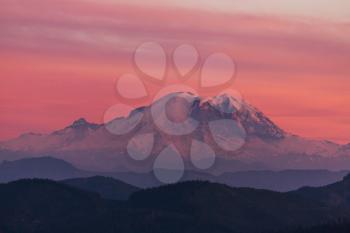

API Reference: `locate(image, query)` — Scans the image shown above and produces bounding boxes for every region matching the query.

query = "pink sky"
[0,0,350,144]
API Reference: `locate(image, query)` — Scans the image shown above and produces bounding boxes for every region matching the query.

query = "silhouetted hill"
[62,176,140,200]
[275,219,350,233]
[1,179,350,233]
[292,173,350,208]
[0,179,108,233]
[129,181,348,233]
[0,157,90,182]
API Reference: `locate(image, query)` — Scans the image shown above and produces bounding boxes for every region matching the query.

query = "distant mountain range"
[1,92,349,173]
[0,157,90,182]
[0,157,348,192]
[1,175,350,233]
[0,162,138,200]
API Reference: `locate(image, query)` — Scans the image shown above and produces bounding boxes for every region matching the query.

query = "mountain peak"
[149,92,284,140]
[199,93,285,139]
[205,93,244,113]
[72,118,88,126]
[68,118,99,130]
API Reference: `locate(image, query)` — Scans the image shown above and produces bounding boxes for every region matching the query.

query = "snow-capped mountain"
[0,92,349,172]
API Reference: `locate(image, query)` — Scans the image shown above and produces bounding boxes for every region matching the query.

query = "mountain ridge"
[2,177,350,233]
[0,156,348,192]
[0,92,349,172]
[62,176,140,200]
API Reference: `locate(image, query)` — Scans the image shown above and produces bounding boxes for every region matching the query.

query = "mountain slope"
[276,220,350,233]
[0,157,90,183]
[129,181,350,232]
[219,170,349,192]
[1,157,348,191]
[0,179,107,233]
[0,92,349,172]
[62,176,140,200]
[292,173,350,208]
[1,179,350,233]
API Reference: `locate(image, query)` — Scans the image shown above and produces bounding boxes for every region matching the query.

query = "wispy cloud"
[0,0,349,143]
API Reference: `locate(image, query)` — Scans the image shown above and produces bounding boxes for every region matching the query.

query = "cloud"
[0,0,349,143]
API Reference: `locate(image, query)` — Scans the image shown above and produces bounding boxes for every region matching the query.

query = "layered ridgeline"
[1,176,350,233]
[0,157,348,191]
[0,92,349,174]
